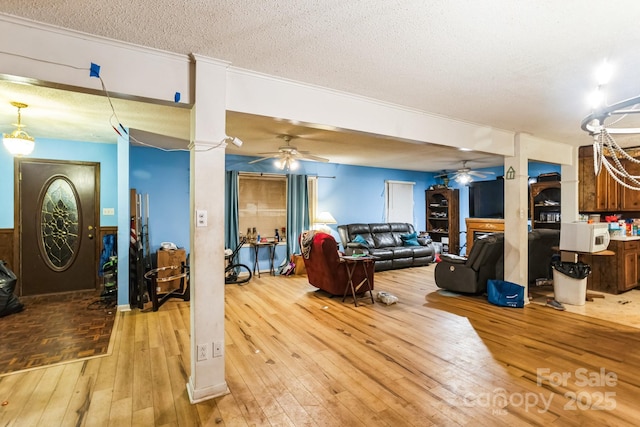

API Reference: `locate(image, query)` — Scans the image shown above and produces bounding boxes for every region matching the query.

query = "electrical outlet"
[213,341,223,358]
[196,209,208,227]
[197,344,207,361]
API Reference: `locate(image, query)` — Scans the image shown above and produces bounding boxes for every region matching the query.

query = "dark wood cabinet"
[580,239,639,294]
[578,145,640,212]
[579,153,619,211]
[426,188,459,255]
[621,160,640,210]
[530,181,561,230]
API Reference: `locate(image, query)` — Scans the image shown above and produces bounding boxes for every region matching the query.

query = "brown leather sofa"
[337,223,435,271]
[300,232,375,296]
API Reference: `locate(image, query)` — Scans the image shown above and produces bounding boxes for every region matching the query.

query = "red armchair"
[300,232,375,296]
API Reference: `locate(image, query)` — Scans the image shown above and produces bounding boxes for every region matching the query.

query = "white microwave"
[559,222,610,253]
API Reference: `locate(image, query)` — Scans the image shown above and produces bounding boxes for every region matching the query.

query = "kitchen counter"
[609,235,640,241]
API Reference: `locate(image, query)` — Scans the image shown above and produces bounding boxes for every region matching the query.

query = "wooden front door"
[18,159,100,296]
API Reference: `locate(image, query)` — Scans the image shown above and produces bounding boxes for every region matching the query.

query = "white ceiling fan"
[248,135,329,170]
[440,161,495,184]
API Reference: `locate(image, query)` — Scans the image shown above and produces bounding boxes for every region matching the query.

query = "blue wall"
[129,146,191,253]
[0,138,118,228]
[225,154,439,269]
[2,140,561,274]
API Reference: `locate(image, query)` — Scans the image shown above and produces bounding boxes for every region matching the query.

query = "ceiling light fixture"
[274,155,298,171]
[248,135,329,167]
[3,102,35,156]
[455,172,472,185]
[581,61,640,191]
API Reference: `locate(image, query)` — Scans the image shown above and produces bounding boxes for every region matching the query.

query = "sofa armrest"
[345,242,370,256]
[346,242,367,248]
[417,237,432,246]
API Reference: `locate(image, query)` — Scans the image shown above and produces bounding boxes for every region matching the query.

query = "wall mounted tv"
[468,178,505,218]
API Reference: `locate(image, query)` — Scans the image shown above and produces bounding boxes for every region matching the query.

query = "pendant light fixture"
[3,101,35,156]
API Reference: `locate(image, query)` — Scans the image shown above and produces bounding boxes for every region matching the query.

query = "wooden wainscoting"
[0,228,14,269]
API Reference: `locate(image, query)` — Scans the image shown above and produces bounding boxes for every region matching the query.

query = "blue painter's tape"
[174,92,181,103]
[90,62,101,78]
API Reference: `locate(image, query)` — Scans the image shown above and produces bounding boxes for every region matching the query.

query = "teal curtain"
[225,170,239,250]
[283,174,310,265]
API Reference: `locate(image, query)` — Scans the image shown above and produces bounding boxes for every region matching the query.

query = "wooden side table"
[340,255,375,306]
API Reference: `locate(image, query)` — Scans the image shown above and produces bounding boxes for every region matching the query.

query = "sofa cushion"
[410,245,433,258]
[373,232,397,248]
[392,257,413,269]
[369,248,394,260]
[352,234,370,246]
[400,231,420,246]
[392,247,415,258]
[370,223,392,234]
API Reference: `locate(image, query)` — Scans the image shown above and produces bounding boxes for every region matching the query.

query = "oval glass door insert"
[38,176,81,271]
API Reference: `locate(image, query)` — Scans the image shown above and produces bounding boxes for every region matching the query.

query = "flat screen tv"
[469,178,504,218]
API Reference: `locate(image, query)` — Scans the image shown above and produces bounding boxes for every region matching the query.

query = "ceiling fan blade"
[468,170,495,178]
[297,153,329,162]
[256,151,283,156]
[248,155,279,164]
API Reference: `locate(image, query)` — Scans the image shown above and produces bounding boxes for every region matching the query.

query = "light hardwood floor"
[1,264,640,426]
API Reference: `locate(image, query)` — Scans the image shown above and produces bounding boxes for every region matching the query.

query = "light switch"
[196,209,208,227]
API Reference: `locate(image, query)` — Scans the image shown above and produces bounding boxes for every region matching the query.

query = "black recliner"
[527,228,560,284]
[434,233,505,294]
[434,229,560,294]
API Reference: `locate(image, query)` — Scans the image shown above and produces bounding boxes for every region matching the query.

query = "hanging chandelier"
[581,62,640,190]
[581,95,640,190]
[3,101,35,156]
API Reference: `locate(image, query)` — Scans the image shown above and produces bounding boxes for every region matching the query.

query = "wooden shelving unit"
[426,188,459,255]
[530,181,561,230]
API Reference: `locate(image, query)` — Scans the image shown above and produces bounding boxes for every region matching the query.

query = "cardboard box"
[291,254,307,276]
[156,248,187,294]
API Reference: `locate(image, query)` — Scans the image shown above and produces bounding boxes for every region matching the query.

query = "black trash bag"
[551,260,592,280]
[0,260,24,317]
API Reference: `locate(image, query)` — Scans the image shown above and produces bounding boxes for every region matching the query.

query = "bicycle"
[225,237,252,285]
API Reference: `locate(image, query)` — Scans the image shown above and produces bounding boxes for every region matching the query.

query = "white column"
[186,55,230,403]
[561,146,580,223]
[503,134,530,301]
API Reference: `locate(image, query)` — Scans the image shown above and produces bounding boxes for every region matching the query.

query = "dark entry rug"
[0,290,117,376]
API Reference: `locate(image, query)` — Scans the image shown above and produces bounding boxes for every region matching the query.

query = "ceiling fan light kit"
[275,157,298,170]
[3,101,35,156]
[438,161,495,186]
[248,134,329,169]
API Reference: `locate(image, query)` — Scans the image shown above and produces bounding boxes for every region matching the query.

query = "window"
[307,176,318,223]
[239,174,287,240]
[385,180,415,223]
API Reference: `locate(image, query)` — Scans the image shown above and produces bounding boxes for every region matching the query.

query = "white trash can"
[553,269,587,306]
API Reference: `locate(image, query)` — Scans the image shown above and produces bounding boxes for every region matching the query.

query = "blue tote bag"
[487,279,525,308]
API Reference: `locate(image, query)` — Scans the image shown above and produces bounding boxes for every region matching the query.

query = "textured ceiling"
[2,1,640,171]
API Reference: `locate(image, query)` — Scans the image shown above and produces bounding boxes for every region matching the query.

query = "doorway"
[16,159,100,296]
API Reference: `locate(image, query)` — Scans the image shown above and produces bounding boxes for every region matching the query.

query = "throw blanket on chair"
[301,230,317,259]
